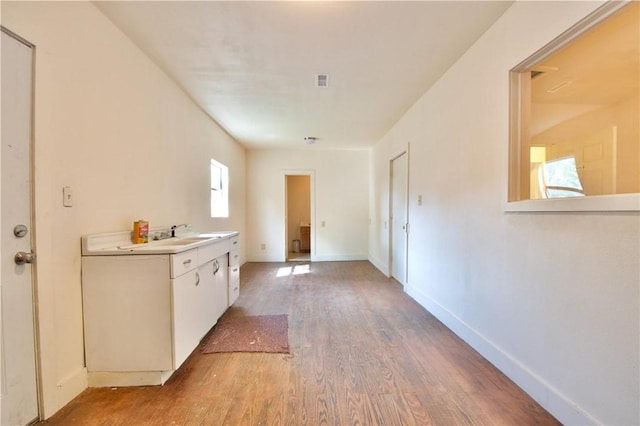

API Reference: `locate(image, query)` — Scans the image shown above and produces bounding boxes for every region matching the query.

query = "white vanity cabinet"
[81,232,239,387]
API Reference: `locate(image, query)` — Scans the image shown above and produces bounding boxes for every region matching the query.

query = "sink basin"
[158,237,214,246]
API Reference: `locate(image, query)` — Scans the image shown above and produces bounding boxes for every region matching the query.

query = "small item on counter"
[132,220,149,244]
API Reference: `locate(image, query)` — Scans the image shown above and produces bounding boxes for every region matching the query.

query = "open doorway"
[285,174,311,261]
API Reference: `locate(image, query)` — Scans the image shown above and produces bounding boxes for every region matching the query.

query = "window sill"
[505,193,640,212]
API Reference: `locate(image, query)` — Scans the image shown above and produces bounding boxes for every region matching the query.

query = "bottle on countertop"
[133,220,149,244]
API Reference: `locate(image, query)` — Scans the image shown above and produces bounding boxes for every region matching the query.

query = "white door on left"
[1,28,39,426]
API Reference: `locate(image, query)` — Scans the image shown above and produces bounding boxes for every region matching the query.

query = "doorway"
[285,173,312,262]
[1,27,40,425]
[390,152,408,284]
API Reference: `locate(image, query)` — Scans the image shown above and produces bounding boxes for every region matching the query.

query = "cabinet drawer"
[229,235,239,251]
[171,248,198,278]
[229,264,240,285]
[228,263,239,306]
[229,280,240,305]
[198,239,230,265]
[228,249,240,266]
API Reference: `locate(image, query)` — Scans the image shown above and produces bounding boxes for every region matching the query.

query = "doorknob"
[14,251,35,265]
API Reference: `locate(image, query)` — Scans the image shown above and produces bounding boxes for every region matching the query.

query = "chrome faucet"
[170,224,188,237]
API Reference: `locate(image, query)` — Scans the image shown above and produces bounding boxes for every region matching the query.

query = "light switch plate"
[63,186,72,207]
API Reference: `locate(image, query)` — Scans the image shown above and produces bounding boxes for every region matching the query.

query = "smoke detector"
[304,136,316,145]
[315,74,329,88]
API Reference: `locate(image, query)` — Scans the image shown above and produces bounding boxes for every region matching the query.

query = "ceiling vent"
[531,65,559,79]
[531,70,545,79]
[316,74,329,88]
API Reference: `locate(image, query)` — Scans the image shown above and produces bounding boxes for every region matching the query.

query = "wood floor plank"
[39,261,561,426]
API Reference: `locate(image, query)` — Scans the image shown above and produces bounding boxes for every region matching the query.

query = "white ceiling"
[94,1,513,150]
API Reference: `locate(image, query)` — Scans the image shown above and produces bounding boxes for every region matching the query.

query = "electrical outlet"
[261,243,266,250]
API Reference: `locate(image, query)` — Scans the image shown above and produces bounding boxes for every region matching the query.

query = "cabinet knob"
[195,272,200,286]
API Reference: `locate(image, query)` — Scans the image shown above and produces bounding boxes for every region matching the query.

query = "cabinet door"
[172,269,202,368]
[213,255,228,321]
[198,260,217,334]
[201,257,229,325]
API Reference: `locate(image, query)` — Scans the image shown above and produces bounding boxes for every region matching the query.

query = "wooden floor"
[39,261,560,425]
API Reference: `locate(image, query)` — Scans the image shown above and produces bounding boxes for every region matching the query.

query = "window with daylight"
[507,2,639,211]
[210,159,229,218]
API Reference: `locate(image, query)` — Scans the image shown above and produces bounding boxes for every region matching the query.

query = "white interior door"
[390,152,408,284]
[1,28,39,426]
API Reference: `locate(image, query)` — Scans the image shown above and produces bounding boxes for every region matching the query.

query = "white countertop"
[82,230,238,256]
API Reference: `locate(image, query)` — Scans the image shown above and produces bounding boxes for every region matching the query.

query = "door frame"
[0,25,42,422]
[283,170,315,262]
[388,147,410,285]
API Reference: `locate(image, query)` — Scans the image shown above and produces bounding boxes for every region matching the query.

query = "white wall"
[247,149,369,262]
[1,2,246,418]
[370,1,639,425]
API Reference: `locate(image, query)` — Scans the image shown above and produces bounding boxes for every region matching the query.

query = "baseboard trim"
[246,254,285,262]
[367,255,389,277]
[311,254,368,262]
[52,366,87,418]
[404,283,601,426]
[87,370,173,387]
[247,255,368,262]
